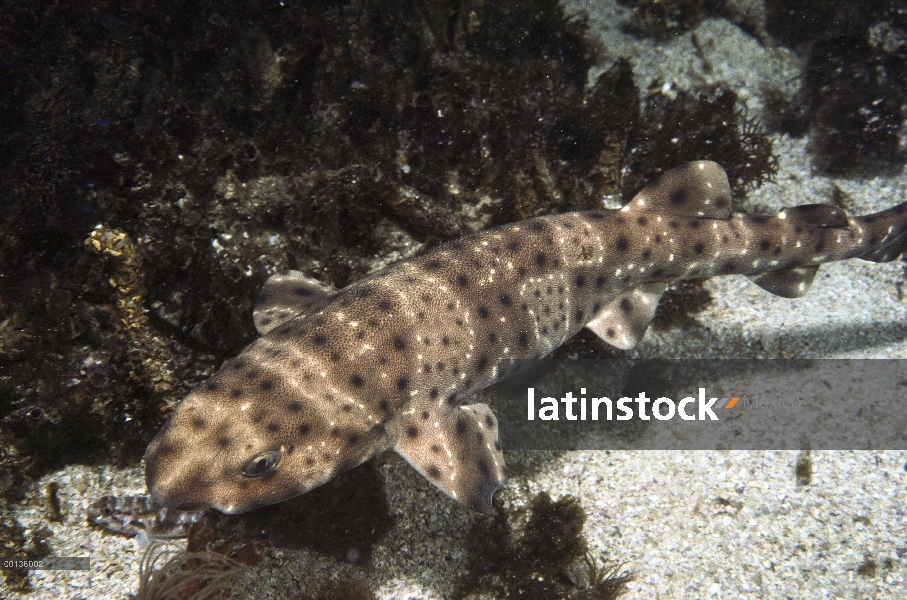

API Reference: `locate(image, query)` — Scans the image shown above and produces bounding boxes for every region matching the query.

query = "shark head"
[144,337,387,514]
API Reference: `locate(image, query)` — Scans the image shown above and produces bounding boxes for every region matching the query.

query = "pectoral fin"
[254,270,337,334]
[586,283,667,350]
[394,403,505,514]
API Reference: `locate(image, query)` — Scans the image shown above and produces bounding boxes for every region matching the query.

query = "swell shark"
[145,161,907,514]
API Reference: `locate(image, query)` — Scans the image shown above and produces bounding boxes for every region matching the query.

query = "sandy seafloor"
[5,1,907,598]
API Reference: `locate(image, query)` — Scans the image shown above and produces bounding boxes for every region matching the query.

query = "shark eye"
[242,451,280,477]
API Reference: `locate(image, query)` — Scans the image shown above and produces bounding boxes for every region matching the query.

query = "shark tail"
[854,200,907,263]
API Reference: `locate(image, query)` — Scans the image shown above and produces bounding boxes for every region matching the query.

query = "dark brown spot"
[427,466,442,479]
[575,309,583,321]
[536,252,546,267]
[760,240,770,251]
[488,332,497,343]
[529,220,546,232]
[575,275,585,287]
[477,306,489,319]
[500,294,512,306]
[430,388,439,399]
[688,219,700,229]
[341,405,353,413]
[595,275,606,287]
[519,332,529,347]
[476,355,489,371]
[299,424,310,435]
[620,298,632,313]
[407,426,419,438]
[693,243,704,255]
[456,419,467,435]
[378,400,390,412]
[637,216,648,226]
[655,234,662,243]
[456,274,469,287]
[447,393,458,406]
[616,236,629,252]
[431,444,442,454]
[191,417,206,429]
[606,328,615,337]
[230,388,242,398]
[670,188,687,204]
[393,336,406,350]
[288,401,302,412]
[397,377,408,390]
[478,460,490,477]
[669,220,679,229]
[485,415,494,428]
[267,423,280,433]
[437,361,445,371]
[313,334,326,345]
[425,259,441,270]
[642,249,652,259]
[348,434,360,445]
[260,380,273,391]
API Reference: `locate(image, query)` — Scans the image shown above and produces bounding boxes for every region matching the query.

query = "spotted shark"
[145,161,907,514]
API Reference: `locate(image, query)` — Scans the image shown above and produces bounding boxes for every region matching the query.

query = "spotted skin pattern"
[145,161,907,514]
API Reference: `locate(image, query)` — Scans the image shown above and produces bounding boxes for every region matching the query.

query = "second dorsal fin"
[253,270,337,334]
[626,160,733,219]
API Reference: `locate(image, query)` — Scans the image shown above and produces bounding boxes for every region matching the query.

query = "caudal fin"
[856,200,907,263]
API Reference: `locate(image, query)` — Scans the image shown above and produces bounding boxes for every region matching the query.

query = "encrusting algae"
[85,225,181,412]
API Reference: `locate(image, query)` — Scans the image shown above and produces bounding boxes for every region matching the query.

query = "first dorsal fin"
[253,270,337,335]
[626,160,733,219]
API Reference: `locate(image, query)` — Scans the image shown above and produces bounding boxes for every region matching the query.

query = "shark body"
[145,161,907,514]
